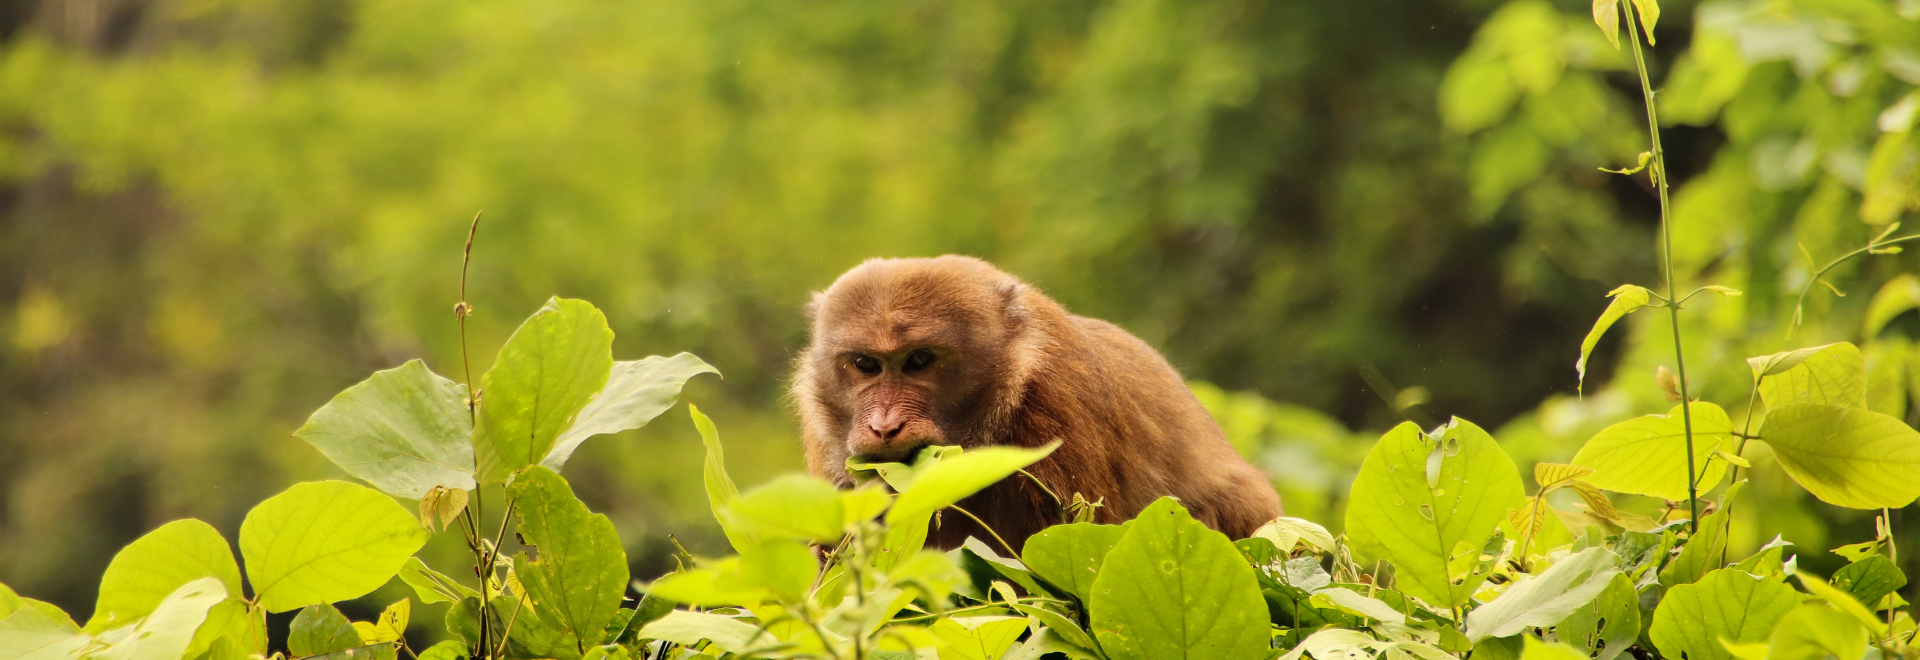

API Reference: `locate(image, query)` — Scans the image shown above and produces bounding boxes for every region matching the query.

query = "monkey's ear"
[998,279,1028,324]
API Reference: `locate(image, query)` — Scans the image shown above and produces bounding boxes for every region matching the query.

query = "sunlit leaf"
[738,539,819,603]
[1755,343,1866,410]
[417,486,467,534]
[1770,604,1867,660]
[542,353,717,470]
[1022,522,1126,603]
[294,360,476,500]
[1465,547,1620,642]
[239,481,429,613]
[1252,517,1336,555]
[1833,555,1905,610]
[1345,419,1526,607]
[1796,572,1887,635]
[1629,0,1658,44]
[0,609,89,660]
[1089,498,1268,660]
[1864,275,1920,338]
[1759,403,1920,508]
[473,298,614,485]
[508,466,629,653]
[689,403,755,552]
[1577,285,1656,395]
[1571,402,1731,500]
[84,519,241,634]
[635,611,768,657]
[885,443,1059,527]
[723,474,845,543]
[396,557,476,605]
[1648,569,1797,660]
[94,578,228,660]
[931,616,1027,660]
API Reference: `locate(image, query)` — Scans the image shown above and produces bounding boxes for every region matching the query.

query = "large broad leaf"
[1557,573,1639,660]
[1758,403,1920,508]
[1754,343,1866,410]
[1570,402,1731,500]
[542,353,718,470]
[1648,569,1797,660]
[1769,604,1866,660]
[634,611,768,656]
[1022,523,1127,602]
[689,404,756,552]
[473,298,614,485]
[85,519,241,633]
[294,359,475,500]
[288,604,359,657]
[1577,285,1655,394]
[508,466,629,654]
[722,475,846,543]
[1345,419,1525,607]
[1464,547,1620,642]
[0,609,90,660]
[885,443,1060,526]
[1089,497,1268,660]
[239,481,430,613]
[95,578,228,660]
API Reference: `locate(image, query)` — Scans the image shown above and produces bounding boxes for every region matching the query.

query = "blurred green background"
[3,0,1920,633]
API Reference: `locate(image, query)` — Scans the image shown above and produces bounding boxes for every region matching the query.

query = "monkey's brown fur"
[793,255,1281,550]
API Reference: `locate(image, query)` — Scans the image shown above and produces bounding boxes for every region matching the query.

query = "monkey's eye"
[903,349,936,373]
[851,355,882,374]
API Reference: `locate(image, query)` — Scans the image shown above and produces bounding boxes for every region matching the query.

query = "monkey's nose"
[867,410,907,442]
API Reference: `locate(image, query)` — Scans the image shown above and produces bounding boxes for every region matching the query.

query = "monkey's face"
[811,302,1002,463]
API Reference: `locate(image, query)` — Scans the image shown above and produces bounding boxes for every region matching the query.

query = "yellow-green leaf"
[1593,0,1622,49]
[1755,343,1866,410]
[1571,402,1731,500]
[1759,403,1920,509]
[1578,285,1655,394]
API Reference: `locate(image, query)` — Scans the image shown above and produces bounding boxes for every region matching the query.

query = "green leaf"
[1795,572,1887,635]
[1577,285,1655,394]
[397,557,477,605]
[288,605,359,657]
[1344,419,1526,607]
[738,539,819,603]
[1464,547,1621,642]
[507,466,629,652]
[1309,588,1405,624]
[1571,402,1731,500]
[239,481,430,613]
[1658,486,1735,587]
[1758,403,1920,508]
[1769,604,1866,660]
[186,600,266,658]
[1251,518,1337,555]
[94,578,229,660]
[1833,555,1905,609]
[931,616,1028,660]
[85,519,242,633]
[634,611,768,656]
[0,609,90,660]
[1022,522,1127,603]
[885,442,1059,526]
[1865,275,1920,338]
[689,403,755,552]
[1007,603,1101,656]
[446,596,577,660]
[1649,569,1797,660]
[1755,343,1866,410]
[1520,637,1590,660]
[1557,572,1639,660]
[847,445,965,492]
[415,641,466,660]
[1629,0,1658,43]
[473,298,614,485]
[1089,497,1268,660]
[542,353,718,470]
[293,359,475,500]
[645,561,765,607]
[722,474,846,543]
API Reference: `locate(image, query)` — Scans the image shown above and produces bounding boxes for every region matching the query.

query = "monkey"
[792,255,1282,551]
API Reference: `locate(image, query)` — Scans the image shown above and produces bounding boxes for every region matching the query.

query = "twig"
[947,504,1023,562]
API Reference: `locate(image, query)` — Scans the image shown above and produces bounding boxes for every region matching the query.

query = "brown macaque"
[792,255,1282,551]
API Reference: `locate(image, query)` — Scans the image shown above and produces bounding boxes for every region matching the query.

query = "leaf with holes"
[509,466,629,653]
[1088,498,1271,660]
[1345,419,1525,607]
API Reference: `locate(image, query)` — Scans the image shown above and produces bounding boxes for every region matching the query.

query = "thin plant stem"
[458,211,483,421]
[947,504,1022,562]
[1624,5,1700,534]
[1790,233,1920,337]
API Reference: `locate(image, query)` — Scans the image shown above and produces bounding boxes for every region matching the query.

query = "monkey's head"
[797,256,1033,467]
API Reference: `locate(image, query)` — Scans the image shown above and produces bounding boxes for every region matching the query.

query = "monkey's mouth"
[850,441,935,466]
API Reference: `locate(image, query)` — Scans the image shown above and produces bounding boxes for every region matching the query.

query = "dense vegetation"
[8,0,1920,657]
